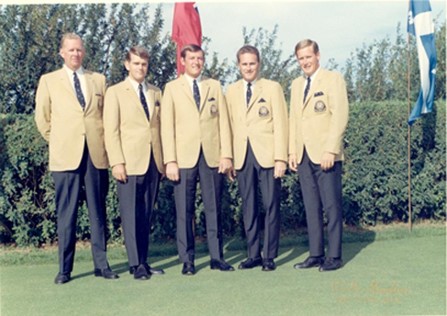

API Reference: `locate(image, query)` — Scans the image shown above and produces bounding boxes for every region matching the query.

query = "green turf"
[1,225,445,315]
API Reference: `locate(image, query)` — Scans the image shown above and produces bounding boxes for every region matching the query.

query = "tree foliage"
[0,4,176,114]
[343,22,446,103]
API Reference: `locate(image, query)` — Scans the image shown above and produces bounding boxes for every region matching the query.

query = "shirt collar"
[64,64,84,76]
[127,77,146,91]
[306,67,321,82]
[243,79,256,89]
[184,73,202,85]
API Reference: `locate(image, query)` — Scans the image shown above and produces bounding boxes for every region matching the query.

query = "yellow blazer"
[103,78,164,175]
[225,78,288,170]
[35,68,108,171]
[289,68,349,164]
[160,75,232,168]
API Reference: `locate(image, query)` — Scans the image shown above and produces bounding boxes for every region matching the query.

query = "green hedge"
[0,100,445,246]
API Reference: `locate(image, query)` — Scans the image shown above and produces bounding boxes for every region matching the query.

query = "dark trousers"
[298,149,343,258]
[174,151,223,263]
[52,145,109,274]
[237,144,281,260]
[117,155,160,267]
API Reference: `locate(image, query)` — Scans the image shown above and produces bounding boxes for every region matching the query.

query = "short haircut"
[180,44,204,58]
[60,33,83,49]
[294,39,320,56]
[236,45,260,63]
[126,46,150,62]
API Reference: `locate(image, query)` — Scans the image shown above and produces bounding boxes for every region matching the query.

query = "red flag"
[172,2,202,75]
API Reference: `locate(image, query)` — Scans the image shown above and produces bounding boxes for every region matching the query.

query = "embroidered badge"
[210,104,219,115]
[314,101,326,112]
[259,106,269,117]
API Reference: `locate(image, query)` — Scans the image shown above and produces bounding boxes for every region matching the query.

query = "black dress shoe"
[54,273,71,285]
[144,263,165,275]
[319,258,343,272]
[262,259,276,271]
[181,262,195,275]
[94,268,119,279]
[238,257,262,270]
[130,264,165,275]
[293,256,325,269]
[210,259,235,271]
[134,264,150,280]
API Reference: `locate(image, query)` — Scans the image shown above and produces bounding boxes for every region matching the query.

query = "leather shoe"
[262,259,276,271]
[181,262,195,275]
[210,259,235,271]
[319,258,343,272]
[294,256,325,269]
[134,264,150,280]
[54,273,71,285]
[145,263,165,275]
[130,264,165,275]
[238,257,262,270]
[94,268,119,279]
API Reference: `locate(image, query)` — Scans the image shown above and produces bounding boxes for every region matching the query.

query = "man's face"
[181,50,204,78]
[125,53,149,83]
[296,46,320,77]
[59,38,85,71]
[238,53,260,83]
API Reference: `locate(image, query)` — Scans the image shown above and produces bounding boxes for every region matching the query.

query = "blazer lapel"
[124,79,150,122]
[58,69,83,110]
[179,75,197,111]
[200,80,210,112]
[146,86,159,122]
[84,71,94,110]
[248,79,262,109]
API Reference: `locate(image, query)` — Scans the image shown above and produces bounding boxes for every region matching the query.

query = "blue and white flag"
[407,0,437,125]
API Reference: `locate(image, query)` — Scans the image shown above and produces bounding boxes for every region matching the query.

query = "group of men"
[34,33,349,285]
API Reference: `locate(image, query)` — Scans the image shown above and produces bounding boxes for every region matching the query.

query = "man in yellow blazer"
[35,33,117,284]
[289,39,349,272]
[161,44,234,275]
[225,45,288,272]
[104,46,165,280]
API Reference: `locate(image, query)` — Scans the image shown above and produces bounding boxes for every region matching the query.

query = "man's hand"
[218,158,235,181]
[320,152,335,171]
[112,164,127,183]
[274,160,287,178]
[166,162,180,181]
[288,154,298,172]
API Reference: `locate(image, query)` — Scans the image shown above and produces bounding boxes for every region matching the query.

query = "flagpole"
[406,31,413,232]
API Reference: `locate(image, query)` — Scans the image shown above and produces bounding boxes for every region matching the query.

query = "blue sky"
[161,0,446,67]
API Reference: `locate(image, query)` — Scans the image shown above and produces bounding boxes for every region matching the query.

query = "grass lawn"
[0,223,445,316]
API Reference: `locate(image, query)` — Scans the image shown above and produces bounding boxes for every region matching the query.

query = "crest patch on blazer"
[259,106,269,117]
[210,104,219,115]
[314,101,326,112]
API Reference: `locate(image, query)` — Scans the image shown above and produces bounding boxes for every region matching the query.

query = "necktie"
[193,79,201,109]
[246,82,252,106]
[73,72,86,108]
[138,83,150,120]
[303,77,311,104]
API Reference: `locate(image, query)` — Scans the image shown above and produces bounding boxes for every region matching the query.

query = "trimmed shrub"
[0,100,445,246]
